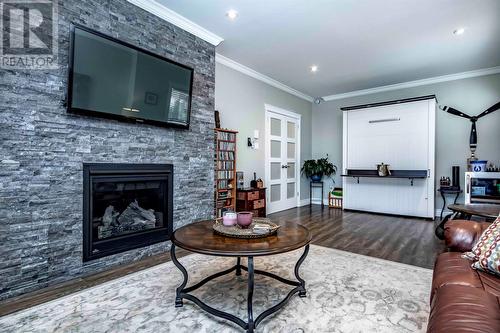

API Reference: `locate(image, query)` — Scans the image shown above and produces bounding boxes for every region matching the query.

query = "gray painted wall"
[312,73,500,214]
[0,0,215,300]
[215,63,313,200]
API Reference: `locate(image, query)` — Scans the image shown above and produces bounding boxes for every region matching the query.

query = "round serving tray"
[213,218,280,239]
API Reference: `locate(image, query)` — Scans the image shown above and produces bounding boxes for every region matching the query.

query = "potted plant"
[301,155,337,182]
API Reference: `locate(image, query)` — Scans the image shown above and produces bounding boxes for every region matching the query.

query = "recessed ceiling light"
[310,65,318,73]
[453,27,465,35]
[226,9,238,20]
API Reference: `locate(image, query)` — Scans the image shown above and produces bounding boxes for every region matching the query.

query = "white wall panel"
[346,101,429,169]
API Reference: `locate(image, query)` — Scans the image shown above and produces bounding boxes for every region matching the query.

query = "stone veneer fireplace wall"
[0,0,215,300]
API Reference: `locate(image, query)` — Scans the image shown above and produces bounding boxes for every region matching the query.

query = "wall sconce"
[248,130,259,150]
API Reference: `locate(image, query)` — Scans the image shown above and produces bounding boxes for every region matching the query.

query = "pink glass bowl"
[237,212,253,228]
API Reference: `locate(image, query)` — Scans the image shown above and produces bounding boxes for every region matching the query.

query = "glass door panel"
[266,110,300,213]
[287,163,295,179]
[287,182,295,199]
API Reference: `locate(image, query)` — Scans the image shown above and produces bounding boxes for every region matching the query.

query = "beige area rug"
[0,245,432,333]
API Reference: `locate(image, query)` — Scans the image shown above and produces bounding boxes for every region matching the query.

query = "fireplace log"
[97,200,157,239]
[117,200,156,228]
[102,205,119,227]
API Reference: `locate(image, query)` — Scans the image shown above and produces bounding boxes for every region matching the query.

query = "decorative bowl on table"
[213,218,280,239]
[222,212,237,226]
[237,211,253,228]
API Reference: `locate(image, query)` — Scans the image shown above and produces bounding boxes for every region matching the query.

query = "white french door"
[265,105,301,214]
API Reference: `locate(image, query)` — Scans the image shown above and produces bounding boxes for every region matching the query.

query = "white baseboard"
[301,201,448,217]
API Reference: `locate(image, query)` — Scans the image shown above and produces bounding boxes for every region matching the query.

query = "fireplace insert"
[83,163,173,261]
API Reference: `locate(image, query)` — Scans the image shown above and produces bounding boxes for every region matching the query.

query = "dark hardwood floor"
[271,205,445,269]
[0,205,444,317]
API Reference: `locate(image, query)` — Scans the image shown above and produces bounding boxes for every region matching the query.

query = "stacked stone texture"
[0,0,215,300]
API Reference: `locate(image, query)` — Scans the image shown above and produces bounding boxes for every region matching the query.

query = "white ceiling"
[158,0,500,98]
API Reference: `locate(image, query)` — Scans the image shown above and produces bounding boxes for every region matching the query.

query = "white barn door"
[342,99,436,218]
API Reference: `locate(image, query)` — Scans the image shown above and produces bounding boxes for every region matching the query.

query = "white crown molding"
[322,66,500,101]
[126,0,224,46]
[216,53,314,102]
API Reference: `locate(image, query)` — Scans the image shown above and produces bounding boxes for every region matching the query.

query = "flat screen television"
[68,25,194,128]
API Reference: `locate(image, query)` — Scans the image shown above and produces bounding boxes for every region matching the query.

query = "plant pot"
[311,175,322,182]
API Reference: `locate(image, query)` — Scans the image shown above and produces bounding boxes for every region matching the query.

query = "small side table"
[437,187,462,220]
[310,181,324,208]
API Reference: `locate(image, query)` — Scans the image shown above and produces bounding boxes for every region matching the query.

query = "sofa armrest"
[444,220,490,252]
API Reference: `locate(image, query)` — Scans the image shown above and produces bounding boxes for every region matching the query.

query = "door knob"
[281,165,288,168]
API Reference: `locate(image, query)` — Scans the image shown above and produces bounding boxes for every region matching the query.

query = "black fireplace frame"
[83,163,173,262]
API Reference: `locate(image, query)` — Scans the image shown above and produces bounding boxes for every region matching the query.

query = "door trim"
[264,104,302,213]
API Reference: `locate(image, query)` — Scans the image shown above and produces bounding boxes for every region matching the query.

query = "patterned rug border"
[0,244,432,319]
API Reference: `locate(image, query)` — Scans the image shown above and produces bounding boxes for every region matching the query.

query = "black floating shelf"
[341,169,428,186]
[342,169,428,178]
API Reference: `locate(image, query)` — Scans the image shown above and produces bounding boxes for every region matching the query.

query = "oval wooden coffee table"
[170,220,311,333]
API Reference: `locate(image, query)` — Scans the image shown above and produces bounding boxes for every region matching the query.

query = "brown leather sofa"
[427,220,500,333]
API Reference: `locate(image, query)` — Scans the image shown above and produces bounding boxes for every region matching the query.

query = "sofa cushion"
[478,270,500,298]
[473,233,500,277]
[430,252,483,302]
[464,214,500,261]
[427,284,500,333]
